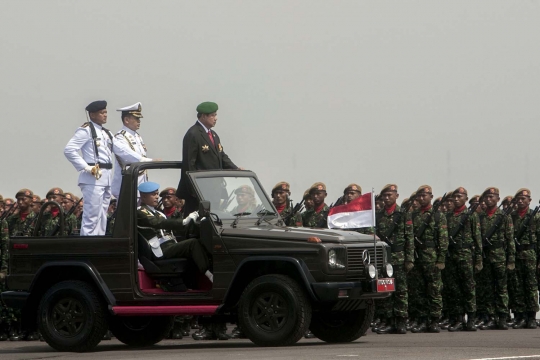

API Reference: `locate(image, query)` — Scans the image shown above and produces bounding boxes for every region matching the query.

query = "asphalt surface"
[1,328,540,360]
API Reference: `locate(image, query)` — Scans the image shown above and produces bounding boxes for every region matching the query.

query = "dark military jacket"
[376,204,414,264]
[479,209,515,264]
[446,207,482,264]
[511,209,536,261]
[411,206,449,263]
[302,204,329,228]
[1,219,9,273]
[279,205,302,227]
[6,212,37,237]
[39,212,78,236]
[177,122,238,200]
[137,205,186,242]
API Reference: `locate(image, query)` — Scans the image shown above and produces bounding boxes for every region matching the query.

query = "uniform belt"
[449,242,473,250]
[516,243,536,252]
[88,162,113,169]
[484,242,504,250]
[417,241,437,249]
[391,244,405,252]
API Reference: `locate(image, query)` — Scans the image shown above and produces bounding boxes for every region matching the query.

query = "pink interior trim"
[112,305,219,316]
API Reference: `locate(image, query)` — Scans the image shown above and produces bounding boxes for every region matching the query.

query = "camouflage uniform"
[302,205,329,228]
[479,206,515,317]
[410,190,449,321]
[1,219,16,334]
[6,212,37,237]
[509,191,539,323]
[376,202,414,320]
[445,199,482,318]
[39,212,78,236]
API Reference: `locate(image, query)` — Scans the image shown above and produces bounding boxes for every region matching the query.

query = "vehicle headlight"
[385,263,394,278]
[367,264,377,279]
[328,249,345,269]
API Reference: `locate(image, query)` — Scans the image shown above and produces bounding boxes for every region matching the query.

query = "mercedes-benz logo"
[362,250,371,264]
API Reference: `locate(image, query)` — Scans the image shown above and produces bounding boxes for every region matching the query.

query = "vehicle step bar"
[111,305,219,316]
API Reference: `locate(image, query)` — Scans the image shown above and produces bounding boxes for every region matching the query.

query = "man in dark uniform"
[177,102,240,215]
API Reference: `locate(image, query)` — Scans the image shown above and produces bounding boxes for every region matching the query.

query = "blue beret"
[138,182,160,193]
[85,100,107,113]
[196,102,218,114]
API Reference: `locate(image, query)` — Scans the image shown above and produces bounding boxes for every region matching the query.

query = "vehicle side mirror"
[199,200,211,216]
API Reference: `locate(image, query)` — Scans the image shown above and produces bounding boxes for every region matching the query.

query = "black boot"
[411,318,427,333]
[526,312,537,329]
[506,314,515,328]
[8,323,22,341]
[192,324,216,340]
[427,317,441,333]
[304,330,315,339]
[0,327,7,341]
[231,326,246,339]
[406,318,417,332]
[371,317,381,328]
[480,316,496,330]
[497,314,509,330]
[512,313,526,329]
[395,317,407,335]
[372,318,386,332]
[466,312,477,331]
[26,331,40,341]
[169,321,183,340]
[376,318,395,334]
[439,317,450,330]
[448,315,464,332]
[215,323,230,340]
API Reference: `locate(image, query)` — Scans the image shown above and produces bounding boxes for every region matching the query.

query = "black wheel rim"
[251,291,288,332]
[51,297,87,337]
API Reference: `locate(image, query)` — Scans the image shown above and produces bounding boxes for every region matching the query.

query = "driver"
[137,181,213,283]
[230,185,256,215]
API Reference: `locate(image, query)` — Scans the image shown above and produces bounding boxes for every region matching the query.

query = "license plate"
[376,278,395,292]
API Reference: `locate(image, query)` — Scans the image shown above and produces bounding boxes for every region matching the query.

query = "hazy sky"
[1,1,539,204]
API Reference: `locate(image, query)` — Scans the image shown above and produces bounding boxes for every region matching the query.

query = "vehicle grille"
[346,247,385,281]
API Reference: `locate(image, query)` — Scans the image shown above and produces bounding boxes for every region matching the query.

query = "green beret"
[196,102,218,114]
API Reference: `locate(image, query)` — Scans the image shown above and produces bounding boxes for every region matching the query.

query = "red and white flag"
[327,192,375,229]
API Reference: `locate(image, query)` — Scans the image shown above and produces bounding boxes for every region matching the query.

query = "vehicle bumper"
[311,278,394,302]
[1,291,30,309]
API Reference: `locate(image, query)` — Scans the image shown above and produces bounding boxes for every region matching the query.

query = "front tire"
[109,315,174,347]
[38,280,107,352]
[310,303,374,343]
[238,274,311,346]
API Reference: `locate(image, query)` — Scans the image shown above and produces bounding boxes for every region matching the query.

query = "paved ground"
[1,329,540,360]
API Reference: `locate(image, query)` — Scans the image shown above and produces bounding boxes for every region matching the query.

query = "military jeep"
[1,161,394,352]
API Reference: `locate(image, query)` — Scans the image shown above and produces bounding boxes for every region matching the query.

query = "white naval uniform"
[112,126,152,198]
[64,120,115,236]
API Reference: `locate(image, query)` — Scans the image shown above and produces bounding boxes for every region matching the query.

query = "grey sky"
[1,0,539,204]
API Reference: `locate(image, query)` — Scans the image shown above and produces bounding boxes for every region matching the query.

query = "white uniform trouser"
[80,184,111,236]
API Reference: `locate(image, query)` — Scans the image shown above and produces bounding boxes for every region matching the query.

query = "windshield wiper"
[255,209,277,226]
[231,212,251,228]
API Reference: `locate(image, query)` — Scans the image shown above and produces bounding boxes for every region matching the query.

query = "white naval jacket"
[64,121,117,186]
[111,126,152,197]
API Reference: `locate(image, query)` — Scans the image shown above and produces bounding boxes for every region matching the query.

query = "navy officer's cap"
[139,182,160,194]
[85,100,107,113]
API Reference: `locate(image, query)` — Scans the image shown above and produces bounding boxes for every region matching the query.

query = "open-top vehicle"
[1,161,394,352]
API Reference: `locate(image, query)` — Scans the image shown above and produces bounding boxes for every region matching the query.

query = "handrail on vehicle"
[32,201,65,237]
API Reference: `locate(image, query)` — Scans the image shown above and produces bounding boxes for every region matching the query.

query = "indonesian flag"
[327,192,375,229]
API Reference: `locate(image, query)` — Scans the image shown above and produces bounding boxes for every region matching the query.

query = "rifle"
[282,199,305,226]
[414,192,448,246]
[0,204,17,221]
[49,197,83,236]
[513,200,540,246]
[482,198,516,246]
[448,197,483,244]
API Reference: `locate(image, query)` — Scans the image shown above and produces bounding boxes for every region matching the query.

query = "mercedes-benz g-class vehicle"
[1,161,394,352]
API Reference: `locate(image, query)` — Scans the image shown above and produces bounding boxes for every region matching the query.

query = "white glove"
[182,211,199,225]
[84,166,93,173]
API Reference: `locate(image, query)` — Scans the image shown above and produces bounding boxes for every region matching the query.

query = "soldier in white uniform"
[64,100,115,236]
[111,102,155,199]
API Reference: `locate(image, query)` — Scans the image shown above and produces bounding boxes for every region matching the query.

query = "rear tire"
[109,316,174,347]
[310,302,374,343]
[38,280,107,352]
[238,274,311,346]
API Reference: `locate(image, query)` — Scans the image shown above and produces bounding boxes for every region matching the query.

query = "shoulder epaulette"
[120,130,126,135]
[81,122,89,128]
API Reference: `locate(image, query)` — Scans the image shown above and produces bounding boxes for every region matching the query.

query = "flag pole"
[372,188,378,280]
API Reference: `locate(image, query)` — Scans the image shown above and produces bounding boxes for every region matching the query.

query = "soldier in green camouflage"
[30,195,42,215]
[38,188,77,236]
[302,183,329,228]
[410,185,449,334]
[230,185,257,215]
[374,184,414,335]
[444,187,482,331]
[271,182,302,227]
[478,187,515,330]
[73,197,83,235]
[6,189,37,237]
[509,188,538,329]
[0,217,11,340]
